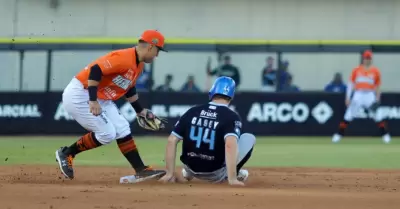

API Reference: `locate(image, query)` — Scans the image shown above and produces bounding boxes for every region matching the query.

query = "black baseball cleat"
[55,147,74,179]
[134,166,166,183]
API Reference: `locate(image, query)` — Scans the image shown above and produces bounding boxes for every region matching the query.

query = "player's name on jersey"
[191,116,219,130]
[0,104,42,118]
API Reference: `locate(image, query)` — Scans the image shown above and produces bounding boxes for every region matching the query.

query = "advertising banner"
[1,92,399,136]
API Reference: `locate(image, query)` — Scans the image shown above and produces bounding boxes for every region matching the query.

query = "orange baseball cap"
[363,50,372,59]
[139,30,167,52]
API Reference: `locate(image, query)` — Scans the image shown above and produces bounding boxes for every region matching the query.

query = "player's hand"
[228,179,245,186]
[159,173,176,183]
[138,108,154,119]
[89,101,102,116]
[345,98,350,107]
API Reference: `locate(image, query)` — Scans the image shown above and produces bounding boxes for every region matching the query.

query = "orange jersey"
[75,48,144,100]
[350,65,381,90]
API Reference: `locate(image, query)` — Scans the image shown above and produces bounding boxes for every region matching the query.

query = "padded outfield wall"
[1,0,400,92]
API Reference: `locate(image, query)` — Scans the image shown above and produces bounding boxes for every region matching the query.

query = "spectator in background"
[261,56,277,92]
[135,67,153,92]
[277,60,292,91]
[181,75,201,92]
[324,72,346,93]
[280,75,300,92]
[155,74,174,92]
[207,55,241,88]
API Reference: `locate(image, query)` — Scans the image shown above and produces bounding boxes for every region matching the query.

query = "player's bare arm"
[125,90,143,114]
[88,64,102,116]
[125,88,155,117]
[225,135,244,186]
[159,134,180,183]
[375,86,381,102]
[125,93,139,103]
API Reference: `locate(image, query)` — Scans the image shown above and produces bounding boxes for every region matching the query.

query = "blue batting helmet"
[208,76,236,100]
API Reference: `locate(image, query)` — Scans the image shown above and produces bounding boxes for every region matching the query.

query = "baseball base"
[119,175,137,184]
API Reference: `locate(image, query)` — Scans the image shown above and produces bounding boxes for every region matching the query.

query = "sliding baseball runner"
[159,76,256,186]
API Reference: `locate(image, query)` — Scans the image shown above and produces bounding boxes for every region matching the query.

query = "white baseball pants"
[344,90,382,122]
[183,133,256,183]
[62,78,131,144]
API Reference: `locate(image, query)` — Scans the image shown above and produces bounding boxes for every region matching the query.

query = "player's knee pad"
[95,128,117,145]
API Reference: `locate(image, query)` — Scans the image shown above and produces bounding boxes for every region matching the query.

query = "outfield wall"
[1,92,399,136]
[2,0,400,40]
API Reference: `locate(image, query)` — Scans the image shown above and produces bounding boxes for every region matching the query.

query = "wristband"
[131,100,144,113]
[88,86,98,101]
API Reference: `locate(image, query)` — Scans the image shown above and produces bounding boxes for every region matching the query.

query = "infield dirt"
[1,166,400,209]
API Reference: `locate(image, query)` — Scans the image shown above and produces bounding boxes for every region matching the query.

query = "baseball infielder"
[55,30,167,182]
[332,50,391,143]
[159,76,256,186]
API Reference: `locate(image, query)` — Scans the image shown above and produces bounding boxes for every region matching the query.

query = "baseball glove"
[137,109,167,131]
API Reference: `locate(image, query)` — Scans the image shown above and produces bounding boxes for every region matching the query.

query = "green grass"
[0,136,399,169]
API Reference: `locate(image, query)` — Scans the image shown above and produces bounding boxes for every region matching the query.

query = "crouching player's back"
[159,76,256,186]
